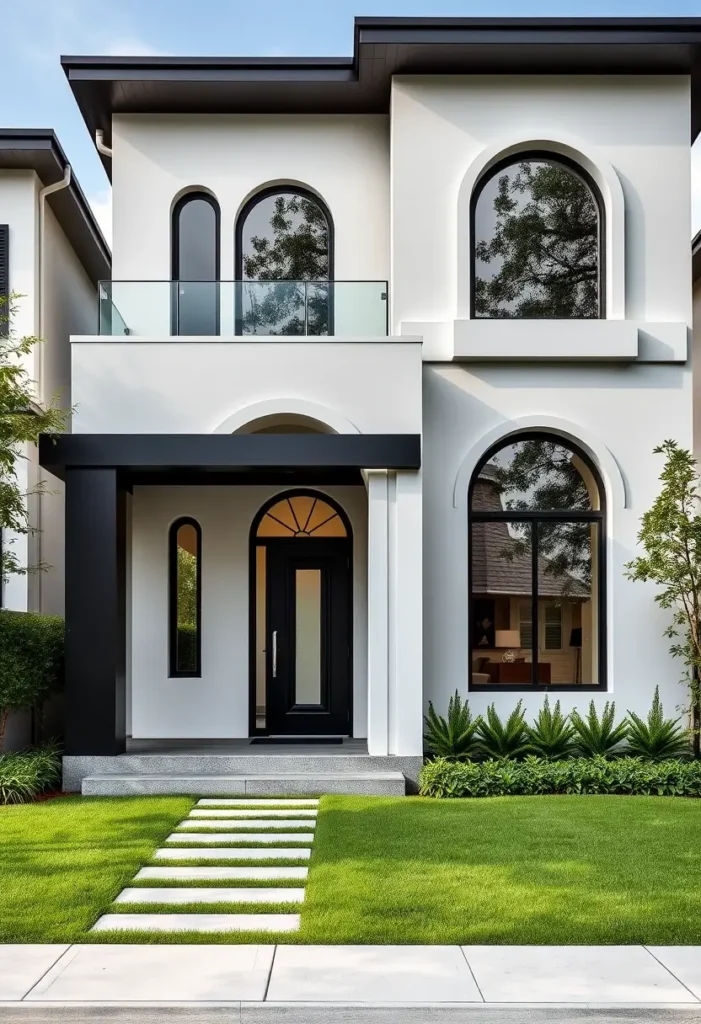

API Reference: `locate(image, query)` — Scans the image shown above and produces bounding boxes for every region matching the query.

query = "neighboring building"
[50,18,698,793]
[0,129,110,747]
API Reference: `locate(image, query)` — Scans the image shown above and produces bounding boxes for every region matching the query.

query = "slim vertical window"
[169,518,201,677]
[171,192,220,335]
[469,433,605,689]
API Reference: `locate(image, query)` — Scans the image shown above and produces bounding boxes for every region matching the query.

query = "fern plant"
[475,701,533,760]
[627,687,690,761]
[423,690,481,760]
[570,700,628,758]
[527,697,576,760]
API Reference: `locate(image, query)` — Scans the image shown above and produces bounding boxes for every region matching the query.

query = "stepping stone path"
[91,797,319,935]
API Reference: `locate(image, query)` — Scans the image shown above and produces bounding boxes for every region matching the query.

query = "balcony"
[98,281,389,338]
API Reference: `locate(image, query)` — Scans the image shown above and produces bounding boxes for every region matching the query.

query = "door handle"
[272,630,278,678]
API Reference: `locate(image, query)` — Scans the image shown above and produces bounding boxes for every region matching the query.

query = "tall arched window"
[471,154,603,319]
[169,517,202,677]
[171,191,220,335]
[469,434,605,690]
[235,186,333,336]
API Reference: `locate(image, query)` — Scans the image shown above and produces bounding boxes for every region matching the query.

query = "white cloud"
[88,189,112,248]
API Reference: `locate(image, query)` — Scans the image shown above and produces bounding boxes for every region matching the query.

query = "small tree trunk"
[694,668,701,760]
[0,708,8,752]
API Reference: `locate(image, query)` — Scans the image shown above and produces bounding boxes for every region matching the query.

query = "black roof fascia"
[38,432,422,481]
[62,17,701,178]
[0,129,110,284]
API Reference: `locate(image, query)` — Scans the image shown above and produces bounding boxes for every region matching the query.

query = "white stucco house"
[48,17,701,794]
[0,129,109,749]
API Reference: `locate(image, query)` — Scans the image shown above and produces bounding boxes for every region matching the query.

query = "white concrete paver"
[179,818,317,828]
[267,945,483,1003]
[116,887,306,904]
[463,945,693,1003]
[190,808,318,818]
[154,846,312,860]
[0,945,69,1000]
[25,944,275,1001]
[92,913,301,933]
[647,947,701,1000]
[135,866,309,880]
[198,798,319,806]
[167,831,315,844]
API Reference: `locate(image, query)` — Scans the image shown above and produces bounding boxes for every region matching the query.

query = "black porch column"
[64,468,127,755]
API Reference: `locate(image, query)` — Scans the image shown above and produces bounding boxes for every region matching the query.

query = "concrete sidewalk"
[2,943,701,1021]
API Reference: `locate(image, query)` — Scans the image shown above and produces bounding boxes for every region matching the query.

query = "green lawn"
[3,793,701,944]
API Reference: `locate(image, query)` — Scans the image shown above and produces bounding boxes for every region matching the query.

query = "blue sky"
[5,0,701,243]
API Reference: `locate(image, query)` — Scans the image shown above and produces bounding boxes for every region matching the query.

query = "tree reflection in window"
[169,518,201,677]
[237,189,332,335]
[473,156,602,319]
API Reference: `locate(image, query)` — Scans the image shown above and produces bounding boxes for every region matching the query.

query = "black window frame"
[171,191,221,336]
[234,185,334,336]
[168,516,202,679]
[469,151,606,321]
[468,431,607,692]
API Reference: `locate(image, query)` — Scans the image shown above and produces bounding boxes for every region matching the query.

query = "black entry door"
[265,539,351,736]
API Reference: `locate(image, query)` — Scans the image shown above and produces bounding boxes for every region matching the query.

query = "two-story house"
[49,18,699,795]
[0,129,109,749]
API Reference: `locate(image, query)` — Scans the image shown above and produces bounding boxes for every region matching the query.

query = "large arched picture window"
[171,191,220,335]
[169,517,202,677]
[235,186,333,336]
[469,434,605,689]
[471,154,603,319]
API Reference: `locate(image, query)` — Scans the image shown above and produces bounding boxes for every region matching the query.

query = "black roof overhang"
[62,17,701,179]
[39,432,421,486]
[0,129,110,284]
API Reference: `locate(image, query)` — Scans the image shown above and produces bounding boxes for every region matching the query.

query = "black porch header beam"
[39,433,421,480]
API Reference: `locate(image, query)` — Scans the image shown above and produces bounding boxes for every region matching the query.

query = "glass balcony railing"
[97,281,389,337]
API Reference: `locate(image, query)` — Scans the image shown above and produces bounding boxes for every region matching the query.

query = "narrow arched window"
[171,192,220,335]
[469,434,605,690]
[235,187,333,335]
[472,154,603,319]
[169,517,201,677]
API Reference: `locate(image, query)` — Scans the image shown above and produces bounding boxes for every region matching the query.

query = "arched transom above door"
[256,494,347,538]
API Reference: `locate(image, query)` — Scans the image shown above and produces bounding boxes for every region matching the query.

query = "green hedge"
[0,611,64,748]
[419,755,701,798]
[0,744,62,804]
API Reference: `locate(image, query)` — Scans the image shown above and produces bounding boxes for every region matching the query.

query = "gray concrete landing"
[80,771,407,796]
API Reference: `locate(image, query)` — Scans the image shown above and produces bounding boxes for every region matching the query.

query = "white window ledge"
[401,320,688,362]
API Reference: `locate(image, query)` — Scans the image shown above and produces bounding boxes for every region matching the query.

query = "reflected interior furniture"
[483,661,551,684]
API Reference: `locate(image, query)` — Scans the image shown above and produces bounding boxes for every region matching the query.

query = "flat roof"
[62,17,701,179]
[0,129,110,284]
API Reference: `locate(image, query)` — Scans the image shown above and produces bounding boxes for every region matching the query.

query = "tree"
[242,194,330,335]
[0,295,68,584]
[625,440,701,757]
[474,159,599,319]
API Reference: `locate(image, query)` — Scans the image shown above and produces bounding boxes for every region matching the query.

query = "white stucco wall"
[130,484,367,739]
[70,339,422,435]
[110,113,389,285]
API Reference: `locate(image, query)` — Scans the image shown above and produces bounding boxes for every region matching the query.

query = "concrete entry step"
[91,913,300,933]
[81,771,406,796]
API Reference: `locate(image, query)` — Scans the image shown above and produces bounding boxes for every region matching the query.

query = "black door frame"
[248,488,353,737]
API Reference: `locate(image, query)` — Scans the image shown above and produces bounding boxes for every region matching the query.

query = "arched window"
[171,192,220,335]
[235,186,333,336]
[169,517,201,677]
[469,434,605,689]
[471,154,603,319]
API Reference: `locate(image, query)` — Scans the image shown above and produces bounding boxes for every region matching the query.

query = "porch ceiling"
[38,432,421,483]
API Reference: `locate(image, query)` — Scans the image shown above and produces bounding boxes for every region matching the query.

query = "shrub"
[527,697,576,760]
[0,743,61,804]
[424,691,481,760]
[419,754,701,799]
[475,701,533,760]
[627,687,690,760]
[570,700,628,758]
[0,610,64,749]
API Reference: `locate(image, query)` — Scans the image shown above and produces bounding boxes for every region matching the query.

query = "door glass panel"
[295,569,321,705]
